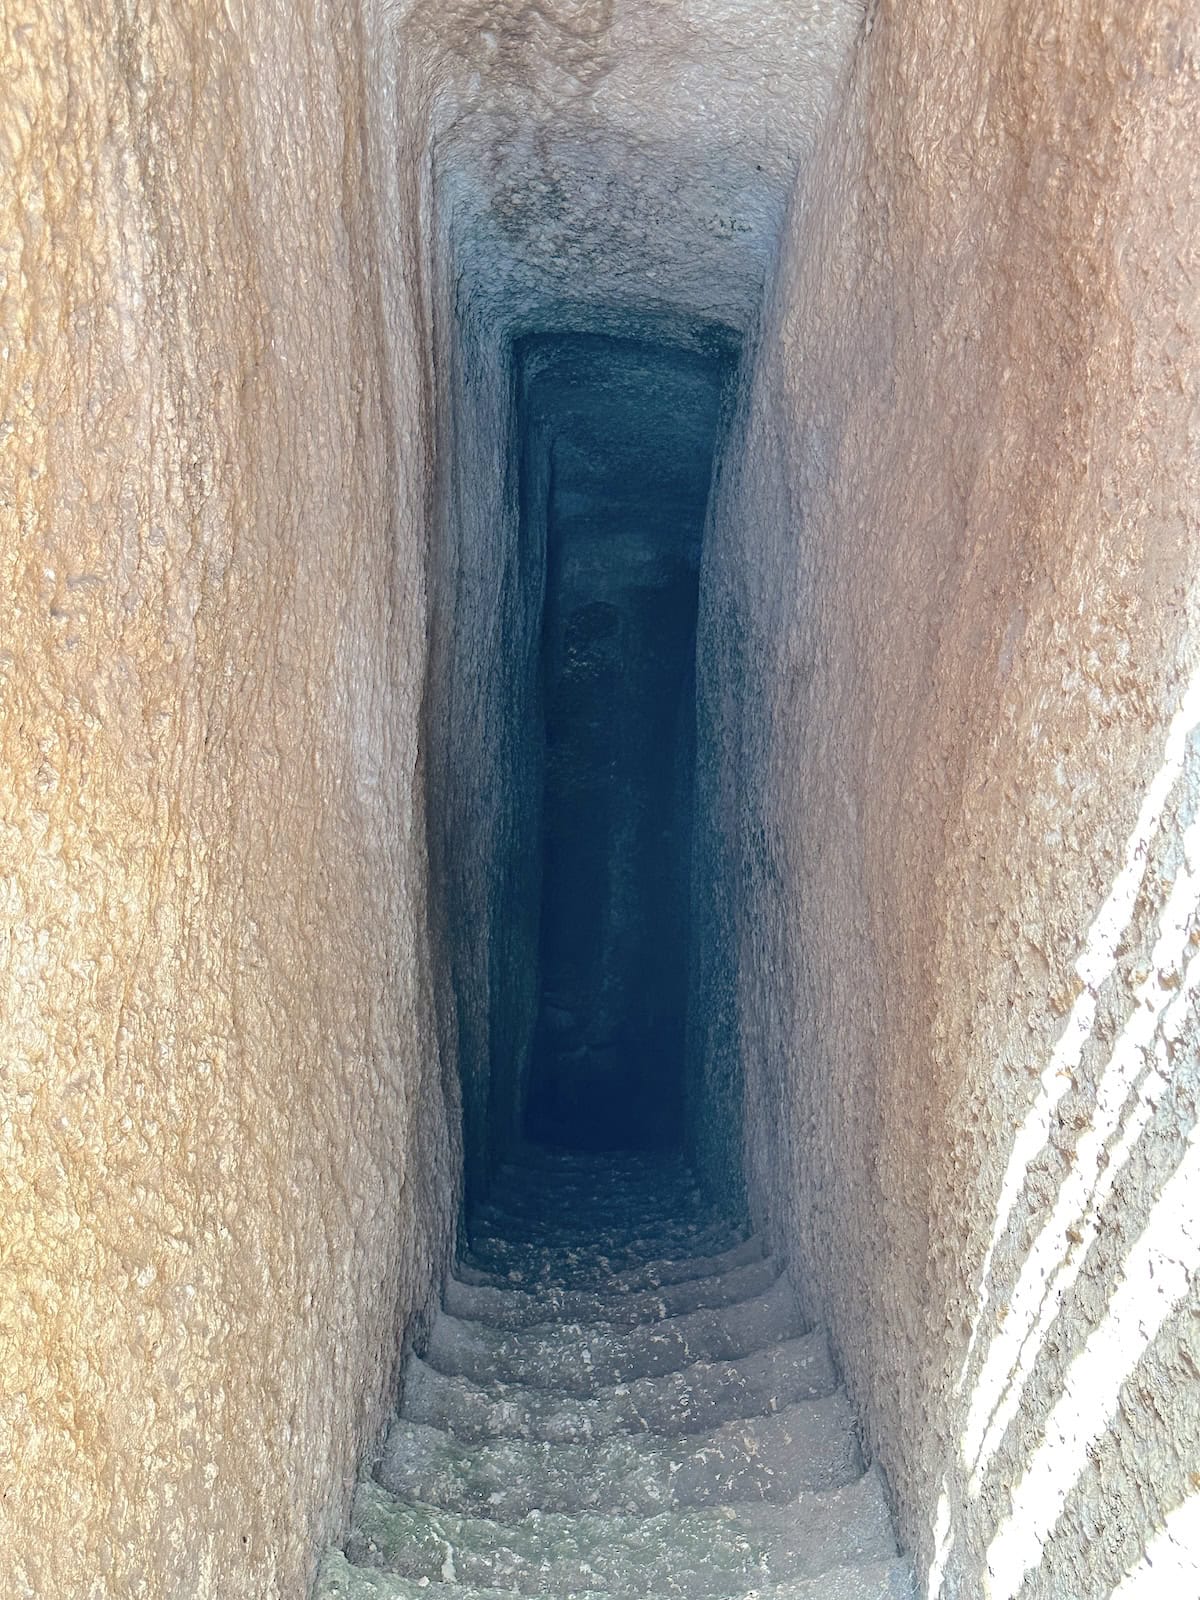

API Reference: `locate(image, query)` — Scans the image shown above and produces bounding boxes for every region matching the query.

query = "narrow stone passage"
[5,4,1197,1597]
[315,1149,914,1598]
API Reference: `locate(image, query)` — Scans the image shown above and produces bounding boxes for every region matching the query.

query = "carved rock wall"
[700,2,1200,1593]
[0,5,456,1597]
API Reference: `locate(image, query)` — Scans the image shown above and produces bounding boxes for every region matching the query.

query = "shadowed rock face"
[518,334,735,1149]
[417,0,861,1198]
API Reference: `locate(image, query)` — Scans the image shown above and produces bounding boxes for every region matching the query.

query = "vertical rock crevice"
[419,0,853,1204]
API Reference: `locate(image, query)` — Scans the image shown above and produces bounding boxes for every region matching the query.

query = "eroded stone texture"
[0,3,455,1596]
[422,277,537,1207]
[699,1,1200,1594]
[418,0,861,338]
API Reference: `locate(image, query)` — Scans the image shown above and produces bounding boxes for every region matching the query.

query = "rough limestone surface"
[0,3,456,1597]
[1,0,864,1591]
[418,0,862,338]
[699,0,1200,1595]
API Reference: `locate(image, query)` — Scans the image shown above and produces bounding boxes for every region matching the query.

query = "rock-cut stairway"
[315,1148,914,1600]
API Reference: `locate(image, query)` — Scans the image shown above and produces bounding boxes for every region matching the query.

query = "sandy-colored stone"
[0,3,455,1596]
[698,2,1200,1594]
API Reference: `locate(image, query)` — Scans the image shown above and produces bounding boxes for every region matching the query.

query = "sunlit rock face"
[0,6,455,1599]
[698,1,1200,1595]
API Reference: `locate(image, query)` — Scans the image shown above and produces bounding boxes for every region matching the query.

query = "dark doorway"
[518,331,734,1151]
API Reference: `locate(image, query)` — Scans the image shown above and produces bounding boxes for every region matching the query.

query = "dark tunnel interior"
[516,331,737,1152]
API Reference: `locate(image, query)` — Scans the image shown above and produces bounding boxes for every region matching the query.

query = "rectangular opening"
[516,330,736,1150]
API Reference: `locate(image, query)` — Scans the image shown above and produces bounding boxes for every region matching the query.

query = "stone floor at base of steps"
[340,1474,899,1593]
[316,1547,917,1600]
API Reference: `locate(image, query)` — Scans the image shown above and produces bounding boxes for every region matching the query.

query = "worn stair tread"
[461,1222,753,1288]
[443,1251,779,1330]
[475,1205,712,1239]
[378,1392,860,1517]
[316,1548,916,1600]
[484,1172,703,1206]
[425,1274,804,1393]
[469,1202,715,1243]
[500,1145,692,1179]
[476,1176,708,1210]
[344,1473,899,1594]
[479,1174,706,1213]
[454,1229,766,1295]
[469,1195,740,1240]
[401,1330,836,1443]
[464,1216,748,1267]
[483,1163,705,1206]
[464,1224,735,1266]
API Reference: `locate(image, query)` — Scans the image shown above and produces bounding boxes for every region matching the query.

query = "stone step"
[401,1330,836,1443]
[499,1145,691,1179]
[343,1473,899,1594]
[377,1393,861,1517]
[323,1157,913,1600]
[443,1252,779,1330]
[424,1274,804,1393]
[463,1221,725,1262]
[479,1164,700,1210]
[316,1547,916,1600]
[462,1218,749,1280]
[471,1197,712,1240]
[453,1231,766,1294]
[465,1204,736,1247]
